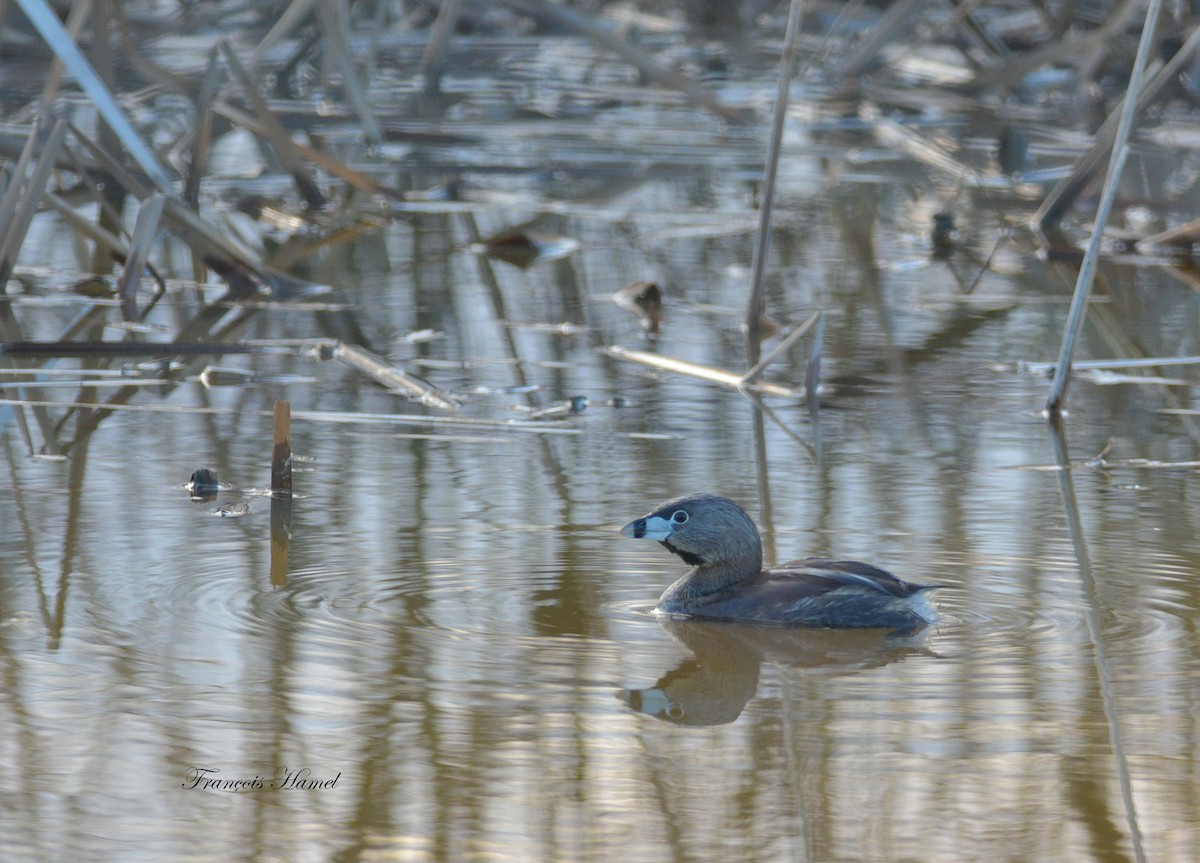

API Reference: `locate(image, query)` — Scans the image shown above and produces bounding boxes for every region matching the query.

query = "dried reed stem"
[1044,0,1164,416]
[746,0,804,340]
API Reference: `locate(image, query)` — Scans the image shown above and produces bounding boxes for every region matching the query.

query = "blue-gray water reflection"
[4,317,1200,861]
[4,38,1200,863]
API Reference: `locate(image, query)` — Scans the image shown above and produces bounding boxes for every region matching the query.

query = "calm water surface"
[3,17,1200,863]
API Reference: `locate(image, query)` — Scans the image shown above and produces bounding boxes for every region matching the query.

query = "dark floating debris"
[475,228,581,269]
[931,211,957,260]
[71,277,115,298]
[187,468,220,501]
[996,126,1030,176]
[612,280,663,337]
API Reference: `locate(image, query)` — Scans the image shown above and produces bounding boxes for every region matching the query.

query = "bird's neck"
[658,554,762,610]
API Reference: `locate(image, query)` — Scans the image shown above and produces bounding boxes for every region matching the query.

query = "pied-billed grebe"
[620,494,940,629]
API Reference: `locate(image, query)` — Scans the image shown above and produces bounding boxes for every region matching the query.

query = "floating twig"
[334,343,462,410]
[0,341,266,358]
[862,105,986,186]
[0,397,629,437]
[604,345,803,399]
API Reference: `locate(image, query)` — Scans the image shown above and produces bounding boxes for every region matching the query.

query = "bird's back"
[671,557,940,629]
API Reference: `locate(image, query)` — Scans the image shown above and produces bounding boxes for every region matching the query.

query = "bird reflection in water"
[619,617,935,727]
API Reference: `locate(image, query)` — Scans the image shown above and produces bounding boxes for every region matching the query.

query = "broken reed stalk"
[746,0,804,340]
[270,399,293,586]
[335,343,462,410]
[117,193,166,321]
[272,400,293,495]
[1044,0,1164,417]
[604,345,803,399]
[741,310,820,386]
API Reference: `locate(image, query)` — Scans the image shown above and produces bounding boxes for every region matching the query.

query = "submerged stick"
[270,494,292,588]
[1044,0,1164,417]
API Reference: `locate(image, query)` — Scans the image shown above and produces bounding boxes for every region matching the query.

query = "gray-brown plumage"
[620,494,940,629]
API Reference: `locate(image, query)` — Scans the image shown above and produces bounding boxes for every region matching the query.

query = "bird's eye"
[671,510,688,524]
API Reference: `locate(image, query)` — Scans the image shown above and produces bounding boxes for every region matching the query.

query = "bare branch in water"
[604,346,804,400]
